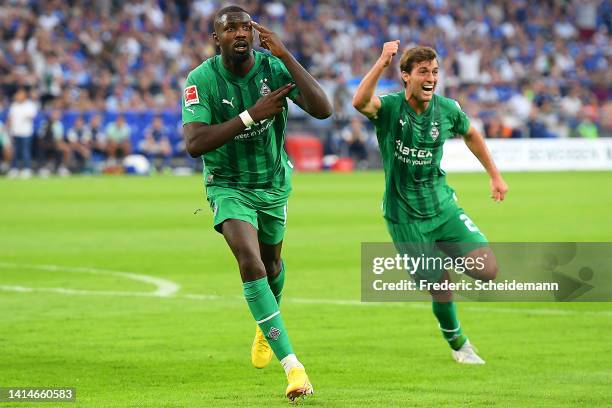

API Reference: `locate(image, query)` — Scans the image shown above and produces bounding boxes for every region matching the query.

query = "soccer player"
[353,42,508,364]
[181,6,331,400]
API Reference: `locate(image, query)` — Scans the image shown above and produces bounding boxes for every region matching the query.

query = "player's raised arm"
[352,40,399,118]
[183,83,295,157]
[461,125,509,202]
[252,21,332,120]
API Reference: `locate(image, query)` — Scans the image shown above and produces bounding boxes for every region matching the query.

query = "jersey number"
[459,214,480,233]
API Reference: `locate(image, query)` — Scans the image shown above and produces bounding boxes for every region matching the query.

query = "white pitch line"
[2,284,610,317]
[0,263,610,317]
[182,293,223,301]
[0,262,180,297]
[0,285,172,298]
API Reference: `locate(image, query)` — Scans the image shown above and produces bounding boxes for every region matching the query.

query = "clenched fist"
[379,40,400,67]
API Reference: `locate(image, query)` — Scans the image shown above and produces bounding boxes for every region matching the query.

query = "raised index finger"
[271,83,296,97]
[251,21,272,33]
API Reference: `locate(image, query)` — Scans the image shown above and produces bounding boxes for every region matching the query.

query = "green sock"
[432,301,467,351]
[268,260,285,306]
[243,277,294,360]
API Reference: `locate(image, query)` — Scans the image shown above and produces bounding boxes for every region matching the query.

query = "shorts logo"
[184,85,199,106]
[267,327,281,341]
[260,78,271,96]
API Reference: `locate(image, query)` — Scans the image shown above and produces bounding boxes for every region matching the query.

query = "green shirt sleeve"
[451,99,471,135]
[182,71,212,125]
[369,93,393,126]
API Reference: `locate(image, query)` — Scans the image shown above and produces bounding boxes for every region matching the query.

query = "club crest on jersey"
[184,85,199,106]
[268,327,281,341]
[430,121,440,141]
[260,78,271,96]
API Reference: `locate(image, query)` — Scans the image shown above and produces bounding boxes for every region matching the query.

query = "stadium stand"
[0,0,610,174]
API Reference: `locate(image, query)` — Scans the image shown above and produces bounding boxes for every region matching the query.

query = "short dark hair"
[399,46,438,74]
[214,5,249,28]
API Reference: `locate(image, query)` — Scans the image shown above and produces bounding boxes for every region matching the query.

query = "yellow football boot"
[285,367,314,401]
[251,326,273,368]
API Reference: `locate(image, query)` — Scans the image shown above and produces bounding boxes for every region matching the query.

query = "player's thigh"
[257,202,288,246]
[207,187,259,235]
[221,219,266,282]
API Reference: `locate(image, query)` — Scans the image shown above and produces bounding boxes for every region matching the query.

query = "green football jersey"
[370,92,471,222]
[182,50,298,191]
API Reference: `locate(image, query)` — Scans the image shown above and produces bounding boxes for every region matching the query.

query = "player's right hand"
[379,40,400,67]
[248,83,296,122]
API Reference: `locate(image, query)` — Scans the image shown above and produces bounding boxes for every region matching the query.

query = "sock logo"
[267,327,281,341]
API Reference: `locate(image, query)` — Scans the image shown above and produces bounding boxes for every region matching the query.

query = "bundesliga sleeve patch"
[184,85,199,106]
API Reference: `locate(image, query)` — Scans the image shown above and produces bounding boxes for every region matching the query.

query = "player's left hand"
[490,176,508,202]
[252,21,289,58]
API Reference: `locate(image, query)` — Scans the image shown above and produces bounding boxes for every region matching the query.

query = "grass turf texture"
[1,171,611,407]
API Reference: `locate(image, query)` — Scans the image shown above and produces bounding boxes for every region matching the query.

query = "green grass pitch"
[1,171,611,407]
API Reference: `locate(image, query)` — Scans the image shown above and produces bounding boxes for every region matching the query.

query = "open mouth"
[422,84,434,93]
[233,42,249,52]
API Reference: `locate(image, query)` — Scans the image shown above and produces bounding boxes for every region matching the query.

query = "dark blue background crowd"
[0,0,610,175]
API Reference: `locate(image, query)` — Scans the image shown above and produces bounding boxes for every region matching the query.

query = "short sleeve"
[182,71,212,125]
[368,93,393,125]
[451,99,471,135]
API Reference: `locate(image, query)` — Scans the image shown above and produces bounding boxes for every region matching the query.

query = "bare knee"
[238,255,267,281]
[474,255,498,281]
[486,261,498,281]
[465,247,498,281]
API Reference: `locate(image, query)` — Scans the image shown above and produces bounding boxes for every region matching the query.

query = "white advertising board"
[442,139,612,172]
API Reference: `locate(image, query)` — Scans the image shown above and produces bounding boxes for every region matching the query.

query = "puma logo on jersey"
[186,107,195,114]
[222,98,235,109]
[399,118,407,127]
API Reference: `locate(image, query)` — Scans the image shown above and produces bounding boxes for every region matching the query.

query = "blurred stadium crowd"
[0,0,610,176]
